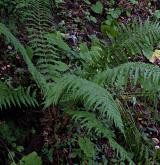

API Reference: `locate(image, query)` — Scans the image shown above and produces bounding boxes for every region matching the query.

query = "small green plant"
[41,145,54,163]
[154,10,160,19]
[10,152,42,165]
[129,0,138,5]
[91,1,103,14]
[78,137,96,158]
[0,121,25,161]
[54,0,64,7]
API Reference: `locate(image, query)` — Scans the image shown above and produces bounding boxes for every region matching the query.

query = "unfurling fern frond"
[66,110,134,164]
[0,82,38,109]
[45,75,124,134]
[94,62,160,90]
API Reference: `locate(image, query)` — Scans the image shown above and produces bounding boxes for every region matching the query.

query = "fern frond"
[117,99,153,160]
[0,23,47,92]
[108,21,160,64]
[67,110,114,138]
[45,75,124,134]
[88,21,160,68]
[23,0,70,80]
[0,82,38,109]
[94,62,160,90]
[24,0,54,60]
[66,110,134,164]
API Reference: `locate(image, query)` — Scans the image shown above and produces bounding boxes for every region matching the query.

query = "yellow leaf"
[149,49,160,63]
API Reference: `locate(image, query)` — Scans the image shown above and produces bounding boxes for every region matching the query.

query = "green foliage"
[0,23,47,92]
[154,10,160,19]
[117,100,154,163]
[94,61,160,108]
[45,32,71,52]
[41,145,53,162]
[45,75,124,133]
[54,0,64,7]
[78,137,96,158]
[44,75,136,163]
[0,121,24,147]
[101,20,119,38]
[0,0,16,17]
[94,21,160,68]
[0,121,25,161]
[0,82,38,108]
[91,1,103,14]
[129,0,138,4]
[66,110,133,163]
[25,0,54,60]
[94,62,160,89]
[0,0,29,32]
[23,0,69,81]
[108,21,160,64]
[80,21,160,75]
[1,8,160,163]
[10,152,42,165]
[43,20,160,163]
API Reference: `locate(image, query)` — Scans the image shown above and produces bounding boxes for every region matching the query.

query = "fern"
[66,110,133,164]
[25,0,54,58]
[45,74,124,134]
[0,82,38,109]
[23,0,67,81]
[93,62,160,108]
[108,21,160,64]
[94,62,160,90]
[83,21,160,69]
[67,110,115,138]
[117,100,153,162]
[0,23,47,92]
[78,136,96,158]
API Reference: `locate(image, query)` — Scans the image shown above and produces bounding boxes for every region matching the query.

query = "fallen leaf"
[149,49,160,63]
